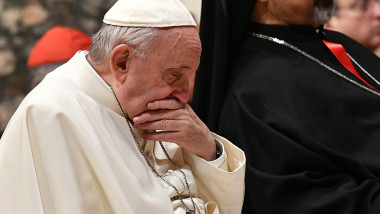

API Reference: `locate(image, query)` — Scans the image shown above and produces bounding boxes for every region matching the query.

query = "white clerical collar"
[78,50,112,92]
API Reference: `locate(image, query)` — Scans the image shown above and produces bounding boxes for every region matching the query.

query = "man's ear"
[109,44,130,83]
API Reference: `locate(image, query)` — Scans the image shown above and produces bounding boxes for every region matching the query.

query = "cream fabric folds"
[0,51,245,214]
[103,0,196,27]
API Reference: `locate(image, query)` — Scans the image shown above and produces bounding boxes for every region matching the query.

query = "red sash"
[323,40,377,89]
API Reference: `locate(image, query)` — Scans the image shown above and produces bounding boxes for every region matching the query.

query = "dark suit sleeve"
[218,89,380,214]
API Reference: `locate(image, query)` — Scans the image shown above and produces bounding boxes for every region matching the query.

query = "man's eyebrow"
[180,65,191,69]
[167,65,191,70]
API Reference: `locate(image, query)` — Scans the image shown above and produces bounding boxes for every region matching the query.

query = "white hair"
[88,24,159,65]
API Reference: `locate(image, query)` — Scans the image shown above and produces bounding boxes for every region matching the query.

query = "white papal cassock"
[0,51,246,214]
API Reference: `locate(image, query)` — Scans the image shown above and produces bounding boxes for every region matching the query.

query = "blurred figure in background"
[27,25,92,89]
[0,26,91,138]
[325,0,380,55]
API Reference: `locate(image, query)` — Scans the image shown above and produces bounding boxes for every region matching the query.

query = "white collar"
[78,50,112,92]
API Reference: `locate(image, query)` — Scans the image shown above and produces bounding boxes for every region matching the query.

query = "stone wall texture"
[0,0,117,132]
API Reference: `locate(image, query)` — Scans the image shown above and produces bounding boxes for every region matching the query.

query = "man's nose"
[171,80,191,103]
[371,0,380,17]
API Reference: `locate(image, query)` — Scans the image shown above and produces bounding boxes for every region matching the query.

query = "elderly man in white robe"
[0,0,246,213]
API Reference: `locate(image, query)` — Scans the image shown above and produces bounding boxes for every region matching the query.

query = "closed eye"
[163,70,183,84]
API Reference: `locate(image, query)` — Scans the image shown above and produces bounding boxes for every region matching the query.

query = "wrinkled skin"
[88,26,216,161]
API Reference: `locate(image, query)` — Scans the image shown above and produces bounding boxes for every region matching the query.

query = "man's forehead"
[157,27,200,46]
[338,0,366,5]
[336,0,377,11]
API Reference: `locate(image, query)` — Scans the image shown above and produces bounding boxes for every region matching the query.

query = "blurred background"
[0,0,201,134]
[0,0,116,132]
